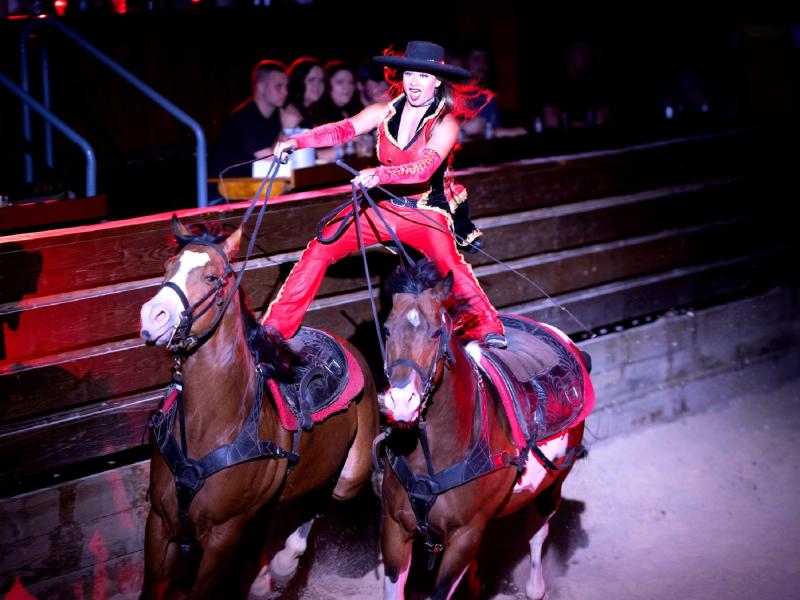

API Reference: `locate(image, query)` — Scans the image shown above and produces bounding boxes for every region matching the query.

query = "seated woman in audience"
[310,61,371,158]
[282,56,326,130]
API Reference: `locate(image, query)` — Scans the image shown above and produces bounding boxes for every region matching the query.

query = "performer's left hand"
[352,168,379,189]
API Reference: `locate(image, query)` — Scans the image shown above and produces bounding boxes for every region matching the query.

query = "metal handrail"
[1,71,96,197]
[20,17,208,207]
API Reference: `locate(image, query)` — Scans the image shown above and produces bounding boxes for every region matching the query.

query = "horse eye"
[382,325,391,338]
[205,274,218,284]
[431,329,442,339]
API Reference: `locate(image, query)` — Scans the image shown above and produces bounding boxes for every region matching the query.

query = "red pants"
[262,202,503,341]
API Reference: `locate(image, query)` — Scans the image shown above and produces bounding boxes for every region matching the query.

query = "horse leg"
[141,510,180,599]
[526,473,567,600]
[382,515,413,600]
[431,524,485,600]
[526,518,551,600]
[186,525,242,599]
[266,517,316,586]
[332,378,379,500]
[246,564,274,600]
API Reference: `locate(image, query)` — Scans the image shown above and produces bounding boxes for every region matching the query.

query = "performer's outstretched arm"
[273,102,388,157]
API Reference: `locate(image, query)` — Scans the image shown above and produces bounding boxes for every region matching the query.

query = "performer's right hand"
[274,139,297,163]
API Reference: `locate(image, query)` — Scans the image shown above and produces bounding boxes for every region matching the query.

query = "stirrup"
[482,332,508,349]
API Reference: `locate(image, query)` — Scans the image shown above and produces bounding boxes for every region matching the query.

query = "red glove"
[374,148,443,185]
[294,119,356,149]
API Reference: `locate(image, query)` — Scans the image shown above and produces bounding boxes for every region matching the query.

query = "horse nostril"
[153,309,168,327]
[392,375,412,390]
[141,329,152,342]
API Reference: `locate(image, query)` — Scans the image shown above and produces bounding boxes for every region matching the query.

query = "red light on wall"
[111,0,127,13]
[54,0,68,16]
[4,577,37,600]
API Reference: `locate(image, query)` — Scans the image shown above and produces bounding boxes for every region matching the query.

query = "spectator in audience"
[208,60,290,178]
[282,57,326,130]
[310,61,370,158]
[356,61,391,106]
[310,60,365,123]
[539,39,611,130]
[460,45,502,140]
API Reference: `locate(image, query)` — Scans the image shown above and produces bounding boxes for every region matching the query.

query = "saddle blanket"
[266,327,364,431]
[477,315,595,448]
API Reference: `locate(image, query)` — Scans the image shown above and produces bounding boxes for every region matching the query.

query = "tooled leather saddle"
[477,315,592,448]
[267,326,364,431]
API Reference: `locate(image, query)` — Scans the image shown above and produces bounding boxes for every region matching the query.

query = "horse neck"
[181,294,264,441]
[423,340,480,453]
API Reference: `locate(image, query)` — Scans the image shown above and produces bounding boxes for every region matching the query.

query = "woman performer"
[266,40,507,349]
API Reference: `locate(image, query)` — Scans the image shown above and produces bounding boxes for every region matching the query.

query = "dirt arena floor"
[282,376,800,600]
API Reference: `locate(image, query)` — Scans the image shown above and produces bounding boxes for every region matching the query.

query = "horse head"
[140,215,241,349]
[381,260,455,427]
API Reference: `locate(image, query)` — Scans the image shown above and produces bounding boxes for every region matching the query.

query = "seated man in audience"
[356,61,391,107]
[540,39,611,130]
[208,60,291,180]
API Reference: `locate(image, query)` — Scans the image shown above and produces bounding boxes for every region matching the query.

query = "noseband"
[384,307,455,411]
[162,240,235,353]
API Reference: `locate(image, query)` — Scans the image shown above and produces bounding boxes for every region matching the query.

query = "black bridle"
[384,306,455,416]
[162,239,236,354]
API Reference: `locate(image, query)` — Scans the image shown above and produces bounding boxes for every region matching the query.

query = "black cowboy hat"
[374,41,471,81]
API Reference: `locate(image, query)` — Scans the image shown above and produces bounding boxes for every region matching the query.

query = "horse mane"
[239,289,301,383]
[172,222,228,250]
[385,259,470,318]
[385,259,443,296]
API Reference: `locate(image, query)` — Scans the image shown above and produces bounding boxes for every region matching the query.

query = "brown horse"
[139,217,378,598]
[378,260,592,600]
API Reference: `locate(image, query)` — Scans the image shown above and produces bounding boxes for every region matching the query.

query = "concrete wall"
[583,284,800,440]
[2,285,799,598]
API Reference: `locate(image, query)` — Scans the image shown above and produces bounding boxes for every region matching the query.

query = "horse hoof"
[248,565,277,600]
[525,587,548,600]
[269,559,299,587]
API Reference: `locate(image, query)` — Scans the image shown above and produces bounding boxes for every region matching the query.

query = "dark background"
[1,1,798,216]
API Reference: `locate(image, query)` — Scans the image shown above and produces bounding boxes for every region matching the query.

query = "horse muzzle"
[140,298,177,346]
[381,383,422,426]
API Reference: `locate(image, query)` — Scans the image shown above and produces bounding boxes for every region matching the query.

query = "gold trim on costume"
[382,94,446,150]
[262,238,315,325]
[418,96,446,139]
[382,95,403,149]
[447,186,468,213]
[458,228,483,247]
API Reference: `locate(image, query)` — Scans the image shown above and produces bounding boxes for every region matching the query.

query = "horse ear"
[171,214,192,240]
[221,227,242,258]
[433,271,454,301]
